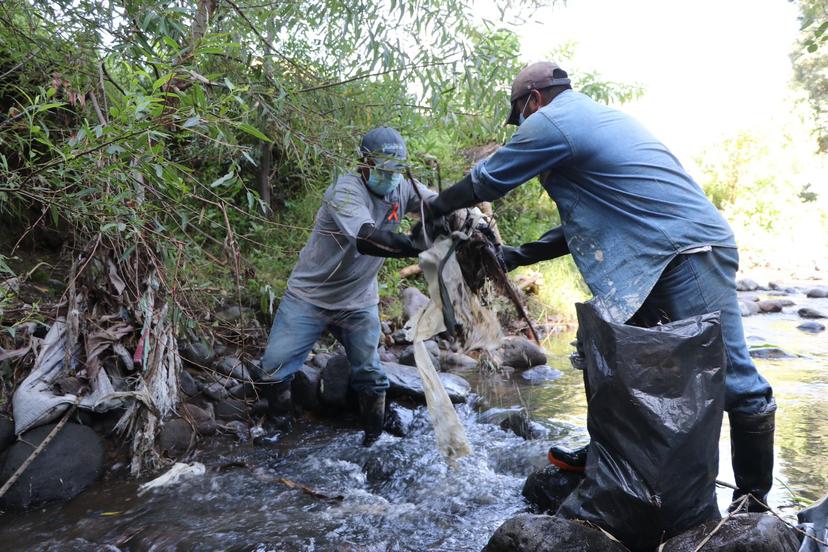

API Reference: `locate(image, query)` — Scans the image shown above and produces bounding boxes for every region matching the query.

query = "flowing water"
[0,291,826,551]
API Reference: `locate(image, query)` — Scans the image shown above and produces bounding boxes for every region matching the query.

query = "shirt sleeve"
[323,177,374,242]
[403,179,438,214]
[471,112,574,201]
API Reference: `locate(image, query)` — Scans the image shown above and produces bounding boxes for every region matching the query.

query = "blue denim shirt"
[472,90,736,322]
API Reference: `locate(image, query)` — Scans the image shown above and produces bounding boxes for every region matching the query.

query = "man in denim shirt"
[426,62,775,511]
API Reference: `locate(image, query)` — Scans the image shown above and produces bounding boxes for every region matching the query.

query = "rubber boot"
[261,380,292,418]
[729,408,775,513]
[548,444,588,473]
[359,392,386,447]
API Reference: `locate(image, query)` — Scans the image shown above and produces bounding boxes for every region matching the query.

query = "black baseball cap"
[506,61,571,126]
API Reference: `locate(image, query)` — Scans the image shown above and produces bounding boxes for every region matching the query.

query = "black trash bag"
[798,493,828,552]
[557,302,726,551]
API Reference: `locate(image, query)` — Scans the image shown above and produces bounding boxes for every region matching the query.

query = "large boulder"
[522,465,584,514]
[0,423,104,510]
[399,340,440,369]
[483,514,629,552]
[383,361,470,403]
[498,336,547,369]
[798,321,826,334]
[320,354,354,410]
[292,364,322,411]
[402,287,429,320]
[659,513,799,552]
[800,307,828,319]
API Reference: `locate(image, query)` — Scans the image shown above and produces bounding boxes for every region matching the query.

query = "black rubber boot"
[359,392,386,447]
[729,408,775,513]
[261,380,292,418]
[548,444,588,473]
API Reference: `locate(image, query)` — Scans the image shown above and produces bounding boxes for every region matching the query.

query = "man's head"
[359,126,408,196]
[506,61,572,126]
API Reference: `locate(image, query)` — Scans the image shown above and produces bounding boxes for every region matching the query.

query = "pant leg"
[259,293,329,383]
[329,304,389,395]
[630,247,774,415]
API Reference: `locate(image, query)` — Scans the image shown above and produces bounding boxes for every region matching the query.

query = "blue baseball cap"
[359,127,407,172]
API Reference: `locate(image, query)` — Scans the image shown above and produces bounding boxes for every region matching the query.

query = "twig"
[0,401,78,499]
[692,494,748,551]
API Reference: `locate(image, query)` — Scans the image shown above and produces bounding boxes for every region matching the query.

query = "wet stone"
[214,398,249,422]
[479,407,539,440]
[483,514,629,552]
[806,286,828,299]
[402,286,429,320]
[179,339,214,367]
[522,465,584,514]
[758,299,794,313]
[291,364,321,411]
[392,329,409,345]
[659,513,799,552]
[213,355,251,381]
[179,369,199,397]
[180,403,216,436]
[799,307,828,319]
[441,351,478,370]
[320,354,353,410]
[159,418,193,456]
[0,423,104,510]
[383,361,470,403]
[311,352,332,370]
[797,321,826,334]
[498,336,547,369]
[521,365,563,385]
[229,382,256,400]
[749,347,795,359]
[739,300,761,317]
[399,340,440,369]
[203,382,228,401]
[736,278,761,292]
[383,403,414,437]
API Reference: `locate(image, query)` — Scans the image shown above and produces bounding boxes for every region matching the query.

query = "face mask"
[366,170,403,196]
[518,93,534,126]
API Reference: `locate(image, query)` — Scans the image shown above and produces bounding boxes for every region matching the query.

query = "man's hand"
[500,226,571,270]
[356,223,422,258]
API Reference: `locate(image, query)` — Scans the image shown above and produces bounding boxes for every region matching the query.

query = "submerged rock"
[383,403,414,437]
[799,307,828,319]
[479,407,540,440]
[797,321,826,334]
[383,361,470,403]
[441,351,479,370]
[521,365,563,385]
[0,423,104,510]
[498,336,548,369]
[522,464,584,514]
[659,513,799,552]
[483,514,628,552]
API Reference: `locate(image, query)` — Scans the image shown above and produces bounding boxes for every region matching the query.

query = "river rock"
[221,420,250,441]
[402,287,429,320]
[522,465,584,514]
[739,300,761,317]
[292,364,321,411]
[736,278,761,292]
[229,382,256,400]
[521,365,563,385]
[215,305,255,323]
[384,403,414,437]
[214,355,251,381]
[660,513,799,552]
[320,354,353,409]
[311,352,332,370]
[383,361,470,403]
[392,329,409,345]
[399,340,440,369]
[498,336,548,369]
[749,347,794,359]
[159,418,194,456]
[800,307,828,319]
[806,287,828,299]
[0,423,104,510]
[479,407,539,440]
[179,339,214,367]
[203,381,229,401]
[483,514,629,552]
[180,403,216,436]
[441,351,478,370]
[179,369,199,397]
[797,321,826,334]
[0,415,14,454]
[758,299,794,313]
[214,398,248,422]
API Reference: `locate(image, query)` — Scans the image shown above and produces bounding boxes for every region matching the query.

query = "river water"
[1,291,826,551]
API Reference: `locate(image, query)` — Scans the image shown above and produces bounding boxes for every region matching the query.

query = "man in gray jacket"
[259,127,435,446]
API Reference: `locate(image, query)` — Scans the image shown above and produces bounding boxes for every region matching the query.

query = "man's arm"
[502,225,570,271]
[356,223,421,258]
[428,113,574,217]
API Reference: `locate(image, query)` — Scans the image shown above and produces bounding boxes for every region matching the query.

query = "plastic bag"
[799,493,828,552]
[557,302,726,551]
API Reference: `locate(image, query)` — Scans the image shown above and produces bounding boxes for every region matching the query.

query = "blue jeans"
[259,293,389,395]
[628,247,774,415]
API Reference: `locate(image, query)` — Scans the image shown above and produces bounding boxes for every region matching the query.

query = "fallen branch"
[400,264,422,279]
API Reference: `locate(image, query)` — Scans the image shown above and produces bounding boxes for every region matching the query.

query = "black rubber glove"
[501,226,570,271]
[428,174,479,218]
[356,223,422,258]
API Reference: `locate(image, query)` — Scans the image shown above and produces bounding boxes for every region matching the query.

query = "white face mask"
[518,93,533,126]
